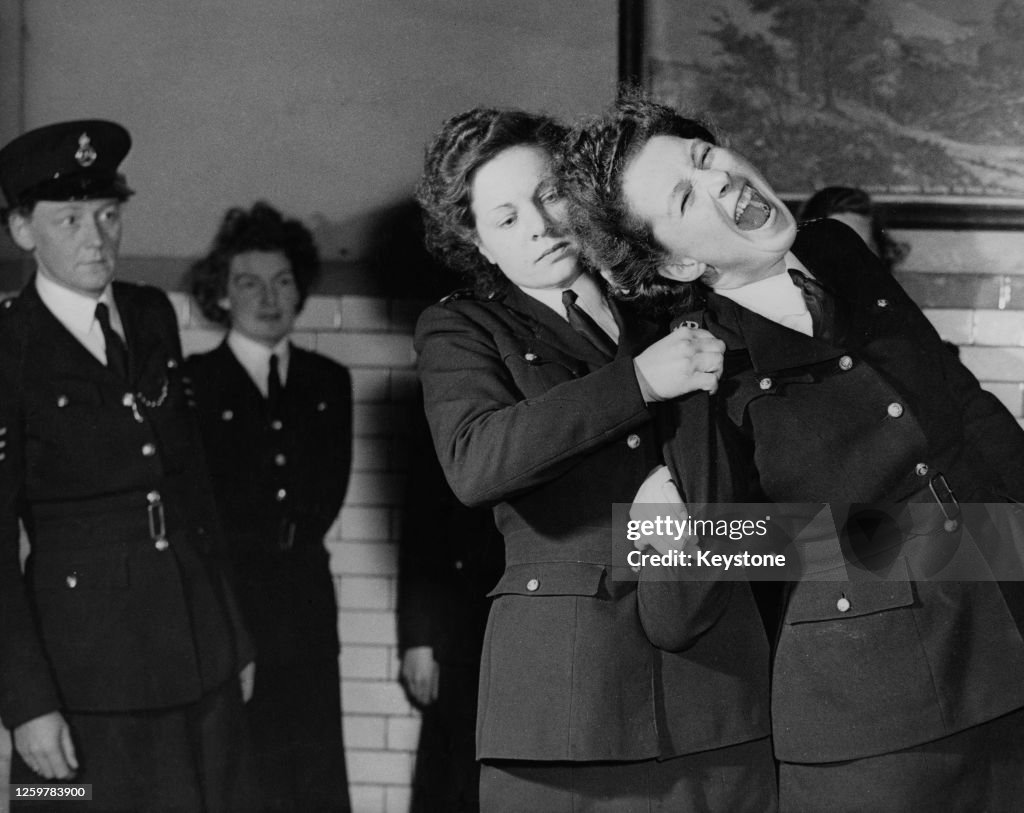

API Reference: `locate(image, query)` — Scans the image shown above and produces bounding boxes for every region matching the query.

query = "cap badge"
[75,133,97,167]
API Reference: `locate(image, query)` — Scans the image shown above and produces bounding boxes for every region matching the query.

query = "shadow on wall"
[312,198,464,302]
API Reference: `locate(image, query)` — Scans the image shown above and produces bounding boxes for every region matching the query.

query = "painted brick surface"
[385,786,414,813]
[960,346,1024,383]
[923,308,973,345]
[341,646,392,681]
[973,310,1024,347]
[352,437,394,473]
[328,540,398,576]
[343,715,388,750]
[343,681,413,717]
[349,785,385,813]
[984,382,1024,418]
[339,575,394,611]
[347,750,414,785]
[350,368,392,403]
[340,295,392,332]
[295,295,342,329]
[386,717,423,752]
[317,332,415,368]
[337,507,393,541]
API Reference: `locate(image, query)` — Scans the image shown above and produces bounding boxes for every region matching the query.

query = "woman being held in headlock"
[560,93,1024,813]
[413,107,775,812]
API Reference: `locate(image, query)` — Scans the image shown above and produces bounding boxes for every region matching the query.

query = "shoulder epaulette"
[439,288,477,304]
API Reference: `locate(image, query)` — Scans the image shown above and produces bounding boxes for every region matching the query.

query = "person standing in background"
[398,395,505,813]
[798,185,908,273]
[185,202,352,813]
[0,120,255,811]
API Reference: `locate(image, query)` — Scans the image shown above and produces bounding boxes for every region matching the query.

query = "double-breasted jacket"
[665,219,1024,764]
[0,280,251,730]
[415,282,770,762]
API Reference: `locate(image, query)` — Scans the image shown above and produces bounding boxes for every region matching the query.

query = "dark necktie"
[95,302,128,380]
[787,269,834,342]
[267,353,283,417]
[562,289,616,359]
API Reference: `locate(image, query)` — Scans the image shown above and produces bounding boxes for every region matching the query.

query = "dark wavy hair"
[416,107,567,297]
[560,93,716,309]
[799,186,909,273]
[189,201,320,325]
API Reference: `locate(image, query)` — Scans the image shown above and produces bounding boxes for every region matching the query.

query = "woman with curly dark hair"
[413,107,774,812]
[185,202,352,813]
[561,94,1024,812]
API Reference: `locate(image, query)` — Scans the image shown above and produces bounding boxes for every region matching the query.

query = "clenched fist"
[634,326,725,401]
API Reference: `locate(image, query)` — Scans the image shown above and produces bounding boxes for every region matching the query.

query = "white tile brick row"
[343,715,388,750]
[327,540,398,577]
[346,750,414,786]
[338,610,398,646]
[339,575,393,611]
[318,332,415,369]
[340,646,392,681]
[343,681,413,717]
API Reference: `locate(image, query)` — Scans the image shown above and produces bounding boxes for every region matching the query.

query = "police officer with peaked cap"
[0,120,256,811]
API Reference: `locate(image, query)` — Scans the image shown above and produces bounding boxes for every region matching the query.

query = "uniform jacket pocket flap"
[487,561,605,598]
[32,553,130,591]
[786,564,914,624]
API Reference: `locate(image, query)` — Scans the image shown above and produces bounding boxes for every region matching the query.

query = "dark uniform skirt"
[778,706,1024,812]
[480,736,777,813]
[9,681,255,812]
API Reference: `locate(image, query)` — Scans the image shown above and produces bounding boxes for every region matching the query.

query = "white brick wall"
[176,292,424,813]
[924,307,1024,416]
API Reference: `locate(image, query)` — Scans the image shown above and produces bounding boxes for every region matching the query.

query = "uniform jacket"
[0,280,252,730]
[665,219,1024,763]
[396,395,504,666]
[415,282,770,762]
[184,341,351,666]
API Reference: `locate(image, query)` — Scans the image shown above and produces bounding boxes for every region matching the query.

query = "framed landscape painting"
[621,0,1024,228]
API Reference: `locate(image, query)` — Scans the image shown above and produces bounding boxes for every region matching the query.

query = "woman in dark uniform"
[414,108,774,812]
[185,202,352,813]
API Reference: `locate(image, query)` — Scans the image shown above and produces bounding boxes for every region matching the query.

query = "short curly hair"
[189,201,320,326]
[416,107,567,297]
[560,94,716,308]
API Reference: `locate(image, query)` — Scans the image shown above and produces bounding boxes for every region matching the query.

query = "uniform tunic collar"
[35,271,123,363]
[226,330,290,398]
[715,253,813,337]
[516,272,620,342]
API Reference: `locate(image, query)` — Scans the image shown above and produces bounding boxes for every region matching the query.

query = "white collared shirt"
[35,273,125,365]
[226,330,290,398]
[517,272,620,343]
[715,253,813,336]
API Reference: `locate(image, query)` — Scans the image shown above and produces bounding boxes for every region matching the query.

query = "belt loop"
[278,520,296,552]
[147,494,167,542]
